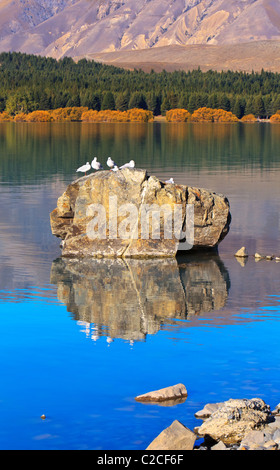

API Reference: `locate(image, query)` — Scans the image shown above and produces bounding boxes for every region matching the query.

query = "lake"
[0,121,280,450]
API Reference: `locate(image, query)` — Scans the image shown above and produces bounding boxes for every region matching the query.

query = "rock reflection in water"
[50,255,230,342]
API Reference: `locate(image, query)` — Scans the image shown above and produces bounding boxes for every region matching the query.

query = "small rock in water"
[135,383,188,403]
[235,247,249,258]
[255,253,265,260]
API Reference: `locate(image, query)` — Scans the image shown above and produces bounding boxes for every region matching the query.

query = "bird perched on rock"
[120,160,135,169]
[107,157,116,169]
[165,178,175,184]
[76,162,91,176]
[112,165,119,172]
[91,157,103,171]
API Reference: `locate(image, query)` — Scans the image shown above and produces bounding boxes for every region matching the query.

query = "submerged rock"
[50,169,231,258]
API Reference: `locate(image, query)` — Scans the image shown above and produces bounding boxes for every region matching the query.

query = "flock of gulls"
[76,157,135,175]
[76,157,175,184]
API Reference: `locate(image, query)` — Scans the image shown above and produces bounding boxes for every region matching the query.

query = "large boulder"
[50,169,231,258]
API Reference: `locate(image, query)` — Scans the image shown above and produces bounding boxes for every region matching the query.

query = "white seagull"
[120,160,135,170]
[165,178,175,184]
[91,157,103,171]
[107,157,116,169]
[76,162,91,176]
[112,165,119,172]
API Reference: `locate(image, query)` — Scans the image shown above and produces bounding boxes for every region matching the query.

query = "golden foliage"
[50,107,88,122]
[191,107,239,122]
[25,110,53,122]
[81,108,154,122]
[270,113,280,122]
[127,108,154,122]
[212,109,239,122]
[0,107,153,123]
[166,109,191,122]
[0,112,13,122]
[240,114,257,122]
[81,110,127,122]
[13,113,28,122]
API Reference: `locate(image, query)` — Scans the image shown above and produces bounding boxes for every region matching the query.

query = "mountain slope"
[87,40,280,73]
[0,0,280,67]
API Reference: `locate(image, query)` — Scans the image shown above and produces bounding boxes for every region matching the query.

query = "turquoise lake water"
[0,122,280,450]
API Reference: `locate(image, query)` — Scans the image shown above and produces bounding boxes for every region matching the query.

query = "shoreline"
[0,117,276,124]
[0,107,278,124]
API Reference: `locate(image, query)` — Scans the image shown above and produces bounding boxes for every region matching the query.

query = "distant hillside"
[0,0,280,71]
[88,41,280,73]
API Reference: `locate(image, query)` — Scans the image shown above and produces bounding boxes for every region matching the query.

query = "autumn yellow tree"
[25,111,52,122]
[81,108,153,123]
[51,107,88,121]
[270,113,280,122]
[191,107,238,122]
[0,112,12,122]
[241,114,257,122]
[166,109,191,122]
[127,108,154,122]
[13,113,28,122]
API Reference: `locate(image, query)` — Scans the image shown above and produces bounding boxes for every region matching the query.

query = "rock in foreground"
[50,169,231,258]
[197,398,271,445]
[146,420,196,451]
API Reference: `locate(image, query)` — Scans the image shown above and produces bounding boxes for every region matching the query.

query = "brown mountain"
[1,0,280,71]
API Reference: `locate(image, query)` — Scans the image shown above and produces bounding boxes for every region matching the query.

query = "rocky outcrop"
[144,397,280,450]
[196,398,271,445]
[50,169,231,258]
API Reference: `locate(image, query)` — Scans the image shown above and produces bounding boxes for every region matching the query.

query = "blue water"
[1,295,280,450]
[0,122,280,450]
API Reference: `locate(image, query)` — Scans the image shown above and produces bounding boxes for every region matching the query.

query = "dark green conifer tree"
[101,91,115,110]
